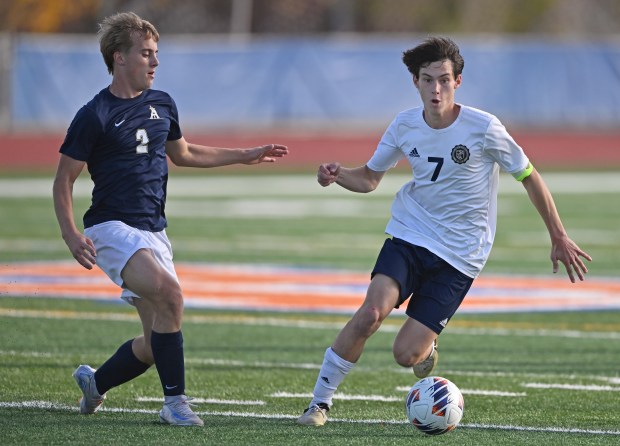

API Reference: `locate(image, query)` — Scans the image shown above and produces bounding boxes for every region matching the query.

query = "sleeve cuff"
[513,162,534,182]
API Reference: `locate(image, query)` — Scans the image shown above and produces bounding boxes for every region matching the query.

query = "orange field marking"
[1,262,619,313]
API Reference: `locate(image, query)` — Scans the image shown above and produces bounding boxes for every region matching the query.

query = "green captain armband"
[513,162,534,182]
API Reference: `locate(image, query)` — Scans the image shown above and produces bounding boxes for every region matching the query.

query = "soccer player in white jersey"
[53,12,288,427]
[297,36,591,426]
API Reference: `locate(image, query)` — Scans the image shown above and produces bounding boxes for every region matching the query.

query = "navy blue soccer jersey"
[60,88,182,232]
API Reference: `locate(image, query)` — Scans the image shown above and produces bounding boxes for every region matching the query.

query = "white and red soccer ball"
[405,376,464,435]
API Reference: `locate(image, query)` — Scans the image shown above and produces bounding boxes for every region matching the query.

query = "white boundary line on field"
[1,401,620,436]
[271,391,401,402]
[393,387,526,397]
[1,348,619,385]
[271,390,526,400]
[523,383,620,392]
[3,307,620,340]
[3,172,620,198]
[136,396,267,405]
[441,369,620,385]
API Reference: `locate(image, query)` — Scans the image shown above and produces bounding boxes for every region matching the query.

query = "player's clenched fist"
[317,163,340,187]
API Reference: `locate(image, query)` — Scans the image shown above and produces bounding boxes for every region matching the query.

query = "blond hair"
[98,12,159,74]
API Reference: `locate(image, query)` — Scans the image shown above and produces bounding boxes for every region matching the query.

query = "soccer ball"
[405,376,464,435]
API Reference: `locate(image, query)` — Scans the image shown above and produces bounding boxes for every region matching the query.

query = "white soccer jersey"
[367,105,530,278]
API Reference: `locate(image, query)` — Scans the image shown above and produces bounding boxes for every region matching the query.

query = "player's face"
[414,60,461,116]
[121,33,159,92]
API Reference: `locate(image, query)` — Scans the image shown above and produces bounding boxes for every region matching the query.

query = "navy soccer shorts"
[371,237,474,334]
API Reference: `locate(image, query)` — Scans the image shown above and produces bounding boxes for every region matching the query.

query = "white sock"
[310,347,355,408]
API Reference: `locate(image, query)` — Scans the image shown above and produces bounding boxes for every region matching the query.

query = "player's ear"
[113,51,125,67]
[454,74,462,89]
[413,75,419,89]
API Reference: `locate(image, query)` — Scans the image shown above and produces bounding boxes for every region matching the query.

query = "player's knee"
[151,279,184,318]
[353,305,385,338]
[393,343,426,368]
[393,351,417,368]
[164,283,184,317]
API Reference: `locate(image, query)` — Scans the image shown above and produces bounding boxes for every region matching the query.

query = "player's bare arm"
[165,137,288,168]
[52,154,97,270]
[317,163,385,192]
[521,168,592,282]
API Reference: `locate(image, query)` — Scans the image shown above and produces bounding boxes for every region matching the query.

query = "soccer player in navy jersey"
[297,37,591,426]
[53,12,288,426]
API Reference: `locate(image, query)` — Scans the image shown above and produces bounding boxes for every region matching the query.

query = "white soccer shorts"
[84,220,178,305]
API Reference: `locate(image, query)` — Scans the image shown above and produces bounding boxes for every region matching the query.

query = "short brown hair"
[402,37,464,79]
[98,12,159,74]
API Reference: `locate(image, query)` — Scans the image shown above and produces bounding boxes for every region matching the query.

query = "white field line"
[167,198,390,219]
[188,357,320,370]
[445,327,620,340]
[2,309,620,383]
[136,396,266,406]
[1,228,618,250]
[270,391,401,402]
[2,173,620,198]
[4,347,617,387]
[2,307,620,340]
[0,349,54,358]
[523,383,620,392]
[2,174,618,220]
[0,308,139,322]
[273,389,525,400]
[453,389,528,397]
[457,424,620,436]
[1,400,620,435]
[394,386,526,397]
[434,369,620,386]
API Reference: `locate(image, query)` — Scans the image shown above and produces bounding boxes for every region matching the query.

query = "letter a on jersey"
[149,106,160,119]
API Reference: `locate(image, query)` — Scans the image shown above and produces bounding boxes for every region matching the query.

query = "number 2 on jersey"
[136,129,149,154]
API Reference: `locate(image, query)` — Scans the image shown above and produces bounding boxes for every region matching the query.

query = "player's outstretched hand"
[317,162,340,187]
[244,144,289,164]
[550,235,592,283]
[64,232,97,270]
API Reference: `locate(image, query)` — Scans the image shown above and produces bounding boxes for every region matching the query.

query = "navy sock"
[94,339,151,395]
[151,330,185,396]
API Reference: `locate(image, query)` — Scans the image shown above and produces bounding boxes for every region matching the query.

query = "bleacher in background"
[5,34,620,132]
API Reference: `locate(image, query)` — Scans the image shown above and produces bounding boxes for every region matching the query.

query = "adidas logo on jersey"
[408,147,420,158]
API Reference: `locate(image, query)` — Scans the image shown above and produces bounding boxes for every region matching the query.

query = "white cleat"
[159,395,204,426]
[297,403,329,426]
[72,364,106,414]
[413,339,439,379]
